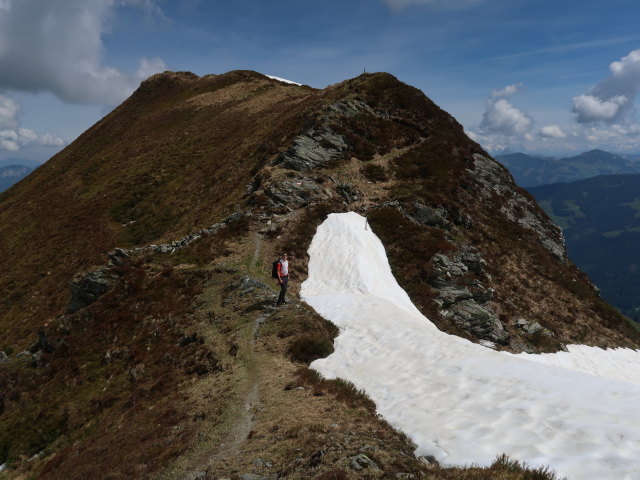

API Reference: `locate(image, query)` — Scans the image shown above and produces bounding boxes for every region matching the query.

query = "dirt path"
[176,235,275,480]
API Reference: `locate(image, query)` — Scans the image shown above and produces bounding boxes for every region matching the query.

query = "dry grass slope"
[0,70,629,479]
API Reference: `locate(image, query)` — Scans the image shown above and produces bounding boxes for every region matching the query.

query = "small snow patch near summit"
[266,75,301,85]
[302,211,640,480]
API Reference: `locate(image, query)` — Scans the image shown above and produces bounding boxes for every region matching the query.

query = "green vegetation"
[530,174,640,318]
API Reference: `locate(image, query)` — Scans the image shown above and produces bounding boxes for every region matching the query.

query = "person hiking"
[276,253,289,306]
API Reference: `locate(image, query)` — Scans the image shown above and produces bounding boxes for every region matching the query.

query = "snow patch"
[266,75,301,86]
[302,211,640,480]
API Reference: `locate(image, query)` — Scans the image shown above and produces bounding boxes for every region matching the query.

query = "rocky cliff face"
[0,70,637,479]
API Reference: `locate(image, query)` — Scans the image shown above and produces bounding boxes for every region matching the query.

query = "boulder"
[67,269,112,313]
[526,322,545,335]
[438,287,472,307]
[447,300,509,344]
[336,183,360,203]
[349,453,380,471]
[413,203,449,229]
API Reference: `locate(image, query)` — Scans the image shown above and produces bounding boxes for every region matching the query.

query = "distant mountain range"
[0,164,34,192]
[0,157,42,169]
[496,150,640,187]
[529,174,640,320]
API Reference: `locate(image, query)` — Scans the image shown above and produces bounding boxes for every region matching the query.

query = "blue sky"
[1,0,640,163]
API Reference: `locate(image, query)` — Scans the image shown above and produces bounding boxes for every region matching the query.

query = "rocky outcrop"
[514,318,555,337]
[262,175,330,209]
[279,99,377,171]
[429,249,508,344]
[66,217,238,313]
[412,202,450,230]
[67,269,116,313]
[471,153,567,260]
[336,183,360,204]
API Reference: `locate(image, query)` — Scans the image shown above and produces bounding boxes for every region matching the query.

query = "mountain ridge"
[1,70,637,479]
[496,149,640,187]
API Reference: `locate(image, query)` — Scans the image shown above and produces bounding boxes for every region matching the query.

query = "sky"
[2,0,640,163]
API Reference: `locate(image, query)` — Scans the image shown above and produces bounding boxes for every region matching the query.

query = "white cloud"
[481,98,533,137]
[478,84,533,138]
[0,0,167,105]
[381,0,480,10]
[540,125,567,139]
[491,83,522,98]
[0,94,19,129]
[0,93,64,151]
[0,128,64,151]
[572,94,628,123]
[572,48,640,124]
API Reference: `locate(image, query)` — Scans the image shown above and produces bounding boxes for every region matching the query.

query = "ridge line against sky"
[1,0,640,161]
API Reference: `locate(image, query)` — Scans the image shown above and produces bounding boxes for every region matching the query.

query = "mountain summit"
[1,71,638,478]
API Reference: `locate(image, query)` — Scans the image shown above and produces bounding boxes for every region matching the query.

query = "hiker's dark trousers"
[278,275,288,304]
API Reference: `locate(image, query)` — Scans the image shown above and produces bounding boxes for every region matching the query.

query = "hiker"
[276,253,289,306]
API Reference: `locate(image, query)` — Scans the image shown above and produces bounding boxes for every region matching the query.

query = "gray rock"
[0,351,8,363]
[458,250,487,275]
[327,99,376,117]
[431,254,468,277]
[263,176,326,209]
[417,455,439,465]
[239,474,269,480]
[449,209,473,228]
[515,318,530,329]
[107,253,124,266]
[438,287,472,307]
[349,453,380,471]
[526,322,544,335]
[224,212,243,224]
[471,153,567,261]
[470,284,494,303]
[336,183,359,203]
[280,99,378,171]
[396,474,416,479]
[413,203,449,229]
[281,130,348,171]
[448,300,509,344]
[67,269,112,313]
[253,458,272,468]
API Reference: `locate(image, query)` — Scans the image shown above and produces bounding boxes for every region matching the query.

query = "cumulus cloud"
[572,49,640,124]
[540,124,567,139]
[0,93,64,151]
[478,83,533,138]
[381,0,481,10]
[0,128,64,151]
[0,0,167,105]
[0,94,19,129]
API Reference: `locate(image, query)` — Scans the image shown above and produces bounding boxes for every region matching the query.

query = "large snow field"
[301,212,640,480]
